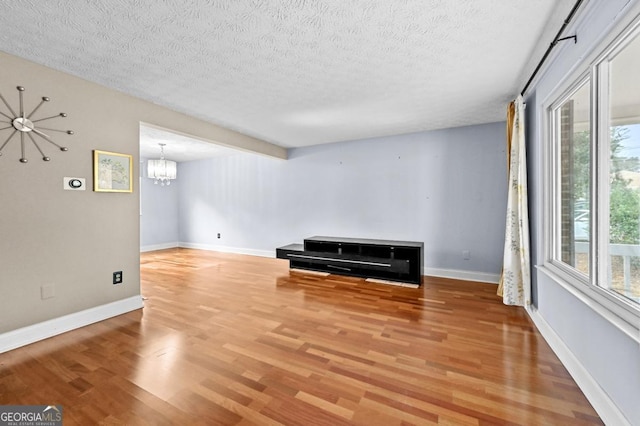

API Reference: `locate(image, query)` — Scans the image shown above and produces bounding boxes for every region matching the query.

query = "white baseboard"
[424,267,499,284]
[526,306,630,426]
[0,296,144,354]
[140,242,179,252]
[178,242,274,258]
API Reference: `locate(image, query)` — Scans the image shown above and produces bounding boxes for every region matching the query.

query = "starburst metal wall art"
[0,85,73,163]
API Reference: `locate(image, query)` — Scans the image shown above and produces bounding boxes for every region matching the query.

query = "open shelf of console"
[276,236,423,285]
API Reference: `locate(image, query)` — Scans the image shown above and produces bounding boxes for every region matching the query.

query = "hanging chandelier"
[147,143,176,186]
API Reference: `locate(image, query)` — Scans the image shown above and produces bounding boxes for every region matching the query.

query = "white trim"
[538,266,640,344]
[0,296,144,354]
[178,242,274,258]
[526,305,631,426]
[140,242,179,252]
[423,267,499,284]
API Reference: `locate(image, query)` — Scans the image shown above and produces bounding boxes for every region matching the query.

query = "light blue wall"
[178,122,508,275]
[527,0,640,423]
[140,157,179,249]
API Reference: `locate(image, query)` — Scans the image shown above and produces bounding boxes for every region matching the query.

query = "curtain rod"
[520,0,586,96]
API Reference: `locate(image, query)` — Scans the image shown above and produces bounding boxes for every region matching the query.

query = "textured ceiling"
[0,0,573,149]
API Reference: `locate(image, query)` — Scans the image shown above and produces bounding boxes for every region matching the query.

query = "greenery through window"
[605,30,640,303]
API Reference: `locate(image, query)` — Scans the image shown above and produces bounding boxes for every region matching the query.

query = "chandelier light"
[147,143,176,186]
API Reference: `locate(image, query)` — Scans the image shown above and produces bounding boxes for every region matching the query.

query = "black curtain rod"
[520,0,586,96]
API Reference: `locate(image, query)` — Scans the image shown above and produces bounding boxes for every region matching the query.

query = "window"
[601,31,640,304]
[552,79,591,277]
[548,23,640,314]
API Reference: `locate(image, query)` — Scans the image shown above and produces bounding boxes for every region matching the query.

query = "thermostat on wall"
[63,177,86,190]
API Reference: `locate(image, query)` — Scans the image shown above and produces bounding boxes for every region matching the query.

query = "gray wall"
[0,52,282,334]
[527,0,640,422]
[178,122,508,276]
[140,158,179,250]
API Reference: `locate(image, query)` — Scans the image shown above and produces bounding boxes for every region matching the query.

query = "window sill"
[536,264,640,344]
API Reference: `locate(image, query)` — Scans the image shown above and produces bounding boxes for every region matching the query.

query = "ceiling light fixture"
[147,143,176,186]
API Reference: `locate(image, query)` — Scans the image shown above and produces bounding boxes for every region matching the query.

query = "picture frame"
[93,150,133,193]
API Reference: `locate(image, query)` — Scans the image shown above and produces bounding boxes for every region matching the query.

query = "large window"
[603,32,640,304]
[548,23,640,314]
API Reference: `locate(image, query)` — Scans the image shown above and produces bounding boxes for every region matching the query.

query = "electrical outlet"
[462,250,471,260]
[217,233,221,239]
[113,271,123,285]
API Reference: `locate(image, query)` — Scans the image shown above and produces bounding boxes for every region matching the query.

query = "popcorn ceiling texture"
[0,0,564,147]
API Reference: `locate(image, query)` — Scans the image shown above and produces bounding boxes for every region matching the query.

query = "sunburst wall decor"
[0,85,73,163]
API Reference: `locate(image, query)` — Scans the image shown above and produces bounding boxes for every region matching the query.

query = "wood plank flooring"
[0,248,602,425]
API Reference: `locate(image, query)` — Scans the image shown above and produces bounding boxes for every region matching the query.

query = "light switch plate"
[41,283,55,299]
[63,177,86,190]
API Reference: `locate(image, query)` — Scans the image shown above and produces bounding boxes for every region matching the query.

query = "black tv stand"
[276,236,423,285]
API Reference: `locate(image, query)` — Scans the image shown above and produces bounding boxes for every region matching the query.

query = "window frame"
[542,13,640,340]
[547,75,593,283]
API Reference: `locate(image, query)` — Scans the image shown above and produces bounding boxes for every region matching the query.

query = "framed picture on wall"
[93,150,133,193]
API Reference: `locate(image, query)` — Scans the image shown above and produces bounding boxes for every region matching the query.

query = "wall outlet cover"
[113,271,123,285]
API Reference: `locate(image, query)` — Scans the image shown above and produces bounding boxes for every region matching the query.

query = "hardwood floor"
[0,248,601,425]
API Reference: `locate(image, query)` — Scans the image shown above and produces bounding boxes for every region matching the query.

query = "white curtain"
[497,95,530,306]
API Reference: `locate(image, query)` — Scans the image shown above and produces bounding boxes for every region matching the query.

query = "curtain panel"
[498,96,531,306]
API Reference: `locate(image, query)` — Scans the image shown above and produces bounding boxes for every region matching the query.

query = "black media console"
[276,236,423,285]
